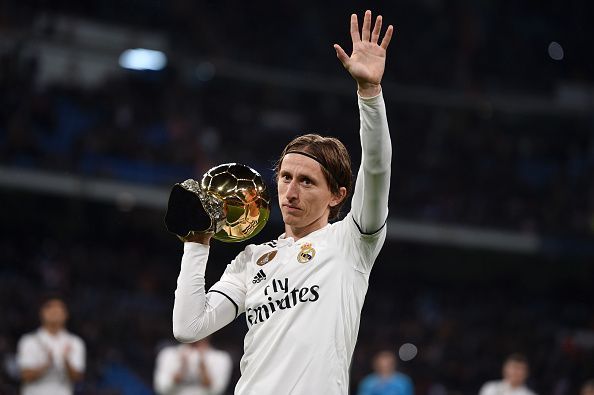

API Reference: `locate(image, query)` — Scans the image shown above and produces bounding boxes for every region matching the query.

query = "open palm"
[334,10,394,91]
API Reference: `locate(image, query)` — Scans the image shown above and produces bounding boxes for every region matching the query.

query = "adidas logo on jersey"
[252,269,267,284]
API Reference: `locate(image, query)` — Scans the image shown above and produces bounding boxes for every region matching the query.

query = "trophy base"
[164,184,212,239]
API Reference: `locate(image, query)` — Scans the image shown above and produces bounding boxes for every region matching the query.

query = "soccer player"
[358,350,414,395]
[173,10,393,394]
[479,354,537,395]
[154,337,232,395]
[16,296,85,395]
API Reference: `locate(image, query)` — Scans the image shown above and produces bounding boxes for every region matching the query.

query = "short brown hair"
[39,293,67,308]
[275,134,352,220]
[505,353,529,366]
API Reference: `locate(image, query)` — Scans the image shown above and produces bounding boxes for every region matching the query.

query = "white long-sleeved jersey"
[173,91,391,394]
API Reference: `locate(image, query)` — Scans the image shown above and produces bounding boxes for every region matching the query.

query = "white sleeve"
[208,248,250,315]
[479,382,497,395]
[350,91,391,234]
[172,243,239,343]
[154,348,179,395]
[207,351,233,395]
[16,335,41,370]
[67,336,86,372]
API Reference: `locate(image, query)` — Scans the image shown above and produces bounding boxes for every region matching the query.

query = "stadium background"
[1,0,593,394]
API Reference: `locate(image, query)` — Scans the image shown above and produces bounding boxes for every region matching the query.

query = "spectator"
[479,354,536,395]
[154,337,232,395]
[358,350,414,395]
[16,296,86,395]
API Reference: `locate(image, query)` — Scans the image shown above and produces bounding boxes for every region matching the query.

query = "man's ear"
[329,187,347,207]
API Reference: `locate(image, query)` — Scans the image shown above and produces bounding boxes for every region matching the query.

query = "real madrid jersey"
[173,91,391,395]
[211,211,385,394]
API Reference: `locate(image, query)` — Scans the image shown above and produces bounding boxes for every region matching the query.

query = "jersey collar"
[277,222,331,245]
[38,327,66,339]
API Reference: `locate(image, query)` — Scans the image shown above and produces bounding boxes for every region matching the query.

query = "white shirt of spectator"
[17,328,85,395]
[154,343,232,395]
[208,211,386,394]
[479,380,537,395]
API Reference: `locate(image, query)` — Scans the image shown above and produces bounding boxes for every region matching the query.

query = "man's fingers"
[361,10,372,41]
[371,15,382,44]
[334,44,350,66]
[380,25,394,50]
[350,14,360,43]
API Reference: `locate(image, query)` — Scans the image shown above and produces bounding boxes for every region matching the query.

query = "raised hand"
[174,350,189,383]
[197,349,213,388]
[62,342,84,382]
[41,343,53,369]
[334,10,394,97]
[21,346,53,383]
[63,343,71,360]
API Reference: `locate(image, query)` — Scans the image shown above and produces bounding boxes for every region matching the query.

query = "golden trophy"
[165,163,270,243]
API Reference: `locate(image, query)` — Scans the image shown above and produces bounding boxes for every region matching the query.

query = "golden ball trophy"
[165,163,270,242]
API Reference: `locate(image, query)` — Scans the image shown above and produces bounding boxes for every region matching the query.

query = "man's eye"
[302,179,312,185]
[281,175,291,182]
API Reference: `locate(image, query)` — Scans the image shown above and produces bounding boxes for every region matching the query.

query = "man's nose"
[285,179,299,201]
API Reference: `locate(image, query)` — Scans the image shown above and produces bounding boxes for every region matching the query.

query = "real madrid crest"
[257,250,277,266]
[297,243,316,264]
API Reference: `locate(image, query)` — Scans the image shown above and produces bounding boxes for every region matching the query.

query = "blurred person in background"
[16,296,85,395]
[358,350,414,395]
[582,380,594,395]
[479,353,536,395]
[154,337,232,395]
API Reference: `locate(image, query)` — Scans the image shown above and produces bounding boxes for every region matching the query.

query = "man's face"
[40,299,68,327]
[277,154,338,231]
[503,360,528,387]
[373,352,396,376]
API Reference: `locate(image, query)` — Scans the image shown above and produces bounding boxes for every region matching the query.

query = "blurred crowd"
[1,0,594,239]
[0,192,593,394]
[2,0,592,91]
[1,55,593,238]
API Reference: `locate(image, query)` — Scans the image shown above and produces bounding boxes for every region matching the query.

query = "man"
[173,10,393,394]
[479,354,537,395]
[358,350,414,395]
[16,297,85,395]
[154,337,232,395]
